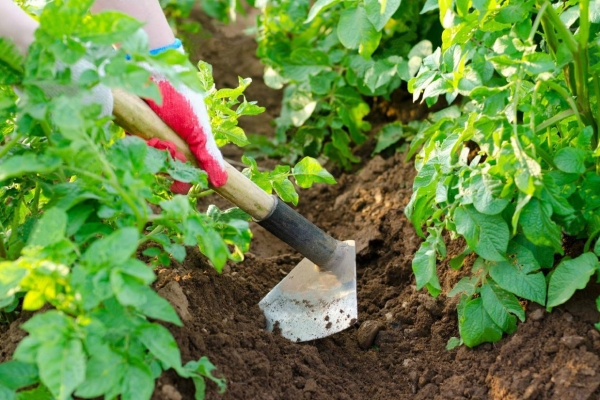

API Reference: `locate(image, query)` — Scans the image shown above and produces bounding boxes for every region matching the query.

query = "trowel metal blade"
[259,240,357,342]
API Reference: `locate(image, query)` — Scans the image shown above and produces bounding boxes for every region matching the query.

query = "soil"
[2,7,600,400]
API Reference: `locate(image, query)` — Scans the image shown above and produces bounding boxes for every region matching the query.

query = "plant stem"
[535,109,575,133]
[0,135,20,159]
[32,182,41,214]
[544,81,585,129]
[190,189,215,199]
[0,234,7,260]
[543,2,578,54]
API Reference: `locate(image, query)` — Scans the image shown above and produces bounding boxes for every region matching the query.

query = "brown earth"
[2,6,600,400]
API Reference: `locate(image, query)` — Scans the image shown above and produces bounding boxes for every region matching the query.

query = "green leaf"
[83,227,139,268]
[16,385,53,400]
[37,339,85,400]
[167,159,208,186]
[454,205,509,262]
[373,123,404,154]
[519,198,563,252]
[481,280,524,333]
[0,361,38,391]
[458,297,503,347]
[184,357,226,394]
[488,243,547,305]
[292,157,336,188]
[554,147,588,175]
[27,208,68,248]
[364,0,401,31]
[305,0,342,23]
[138,323,182,370]
[0,38,24,85]
[337,6,382,59]
[110,272,181,325]
[0,263,28,299]
[0,385,15,400]
[120,359,154,400]
[272,178,299,206]
[547,252,598,308]
[76,12,143,45]
[0,154,61,182]
[471,174,509,215]
[421,0,439,13]
[448,275,478,297]
[74,350,123,399]
[412,238,442,297]
[445,337,462,350]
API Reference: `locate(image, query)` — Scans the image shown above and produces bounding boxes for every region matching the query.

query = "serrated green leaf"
[547,252,598,308]
[459,297,503,347]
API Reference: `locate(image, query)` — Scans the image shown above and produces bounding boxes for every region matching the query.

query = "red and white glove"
[143,40,227,192]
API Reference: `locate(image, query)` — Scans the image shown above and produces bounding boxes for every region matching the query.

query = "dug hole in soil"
[3,9,600,400]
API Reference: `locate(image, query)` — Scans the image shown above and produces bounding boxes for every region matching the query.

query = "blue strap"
[149,38,183,55]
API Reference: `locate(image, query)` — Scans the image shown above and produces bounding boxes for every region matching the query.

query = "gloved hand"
[143,39,228,191]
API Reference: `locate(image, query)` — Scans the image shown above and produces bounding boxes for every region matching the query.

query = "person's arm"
[91,0,175,49]
[0,0,37,54]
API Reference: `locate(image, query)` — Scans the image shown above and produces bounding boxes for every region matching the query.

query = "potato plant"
[0,1,334,399]
[250,0,441,167]
[407,0,600,347]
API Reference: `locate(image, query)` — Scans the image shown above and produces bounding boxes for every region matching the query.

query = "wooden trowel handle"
[111,88,275,220]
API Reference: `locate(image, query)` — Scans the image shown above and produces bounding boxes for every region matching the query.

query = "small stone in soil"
[357,320,382,349]
[304,378,317,393]
[529,308,545,321]
[561,335,585,349]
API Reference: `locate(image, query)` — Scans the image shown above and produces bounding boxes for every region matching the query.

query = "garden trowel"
[111,89,357,342]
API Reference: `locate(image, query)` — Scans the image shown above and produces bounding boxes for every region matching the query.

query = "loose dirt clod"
[357,320,382,349]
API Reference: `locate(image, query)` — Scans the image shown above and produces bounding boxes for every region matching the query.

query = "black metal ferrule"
[258,197,338,266]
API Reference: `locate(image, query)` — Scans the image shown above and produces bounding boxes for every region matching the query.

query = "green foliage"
[407,0,600,347]
[241,155,336,206]
[251,0,441,167]
[0,1,289,398]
